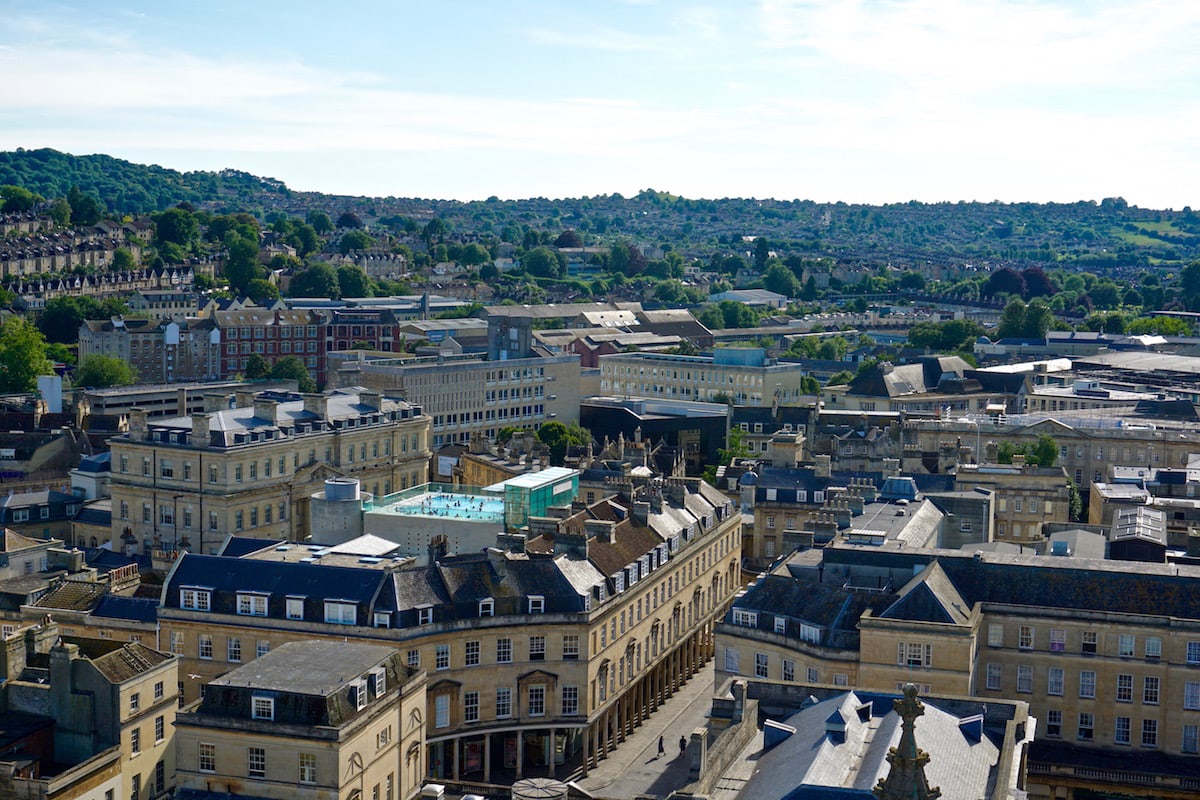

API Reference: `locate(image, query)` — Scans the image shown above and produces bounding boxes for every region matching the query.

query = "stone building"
[716,540,1200,799]
[174,641,426,800]
[0,618,178,800]
[157,479,741,784]
[107,388,430,554]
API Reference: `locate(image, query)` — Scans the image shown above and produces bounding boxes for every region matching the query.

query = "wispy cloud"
[0,1,1197,205]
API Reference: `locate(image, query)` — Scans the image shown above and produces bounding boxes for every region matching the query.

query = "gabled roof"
[1,529,48,552]
[880,561,971,625]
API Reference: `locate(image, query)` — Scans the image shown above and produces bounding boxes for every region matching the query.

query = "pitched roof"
[880,561,971,625]
[89,642,173,683]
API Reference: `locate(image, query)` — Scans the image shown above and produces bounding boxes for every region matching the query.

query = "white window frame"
[252,696,274,720]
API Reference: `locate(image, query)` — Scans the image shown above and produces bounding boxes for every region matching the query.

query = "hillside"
[3,148,1199,271]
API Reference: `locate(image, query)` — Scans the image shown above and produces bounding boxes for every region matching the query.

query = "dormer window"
[479,598,494,617]
[352,678,368,711]
[528,596,545,614]
[324,600,357,625]
[373,612,391,628]
[286,596,305,620]
[417,606,433,625]
[251,695,274,720]
[371,667,386,696]
[237,593,268,617]
[181,588,212,611]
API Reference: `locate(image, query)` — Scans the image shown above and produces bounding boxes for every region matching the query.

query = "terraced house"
[158,478,741,785]
[108,388,430,553]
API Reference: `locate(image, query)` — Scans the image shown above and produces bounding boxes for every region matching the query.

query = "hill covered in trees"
[3,148,1200,272]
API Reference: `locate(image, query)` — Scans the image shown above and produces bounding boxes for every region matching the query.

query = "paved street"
[570,662,717,800]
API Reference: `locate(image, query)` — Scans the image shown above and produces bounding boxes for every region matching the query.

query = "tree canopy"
[73,354,137,388]
[0,317,52,393]
[536,420,592,466]
[269,356,317,392]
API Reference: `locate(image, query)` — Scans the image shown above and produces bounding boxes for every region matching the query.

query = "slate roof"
[216,536,284,558]
[847,356,973,398]
[165,554,391,626]
[879,562,971,625]
[92,594,159,623]
[730,574,893,650]
[84,547,139,574]
[197,641,405,729]
[737,691,1002,800]
[75,452,111,473]
[826,545,1200,621]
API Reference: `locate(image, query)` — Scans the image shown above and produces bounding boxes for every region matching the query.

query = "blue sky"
[2,0,1198,207]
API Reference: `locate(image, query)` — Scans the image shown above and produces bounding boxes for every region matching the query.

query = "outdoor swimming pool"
[383,490,505,521]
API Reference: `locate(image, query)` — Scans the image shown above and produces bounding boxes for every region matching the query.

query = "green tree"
[338,211,364,229]
[997,299,1053,340]
[336,265,372,298]
[0,185,40,213]
[754,238,770,270]
[458,243,491,267]
[205,213,260,244]
[111,247,136,271]
[48,197,72,226]
[224,236,263,296]
[246,278,280,302]
[289,262,340,298]
[244,353,271,380]
[763,262,799,297]
[66,186,104,225]
[536,420,592,465]
[45,342,75,366]
[38,297,92,344]
[702,427,753,485]
[0,316,52,393]
[338,229,374,255]
[73,354,137,388]
[269,356,317,392]
[306,210,334,235]
[153,207,200,249]
[522,246,562,278]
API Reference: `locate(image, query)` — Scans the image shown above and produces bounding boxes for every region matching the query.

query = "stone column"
[581,725,590,776]
[549,727,557,778]
[484,732,492,783]
[516,732,524,779]
[452,736,460,781]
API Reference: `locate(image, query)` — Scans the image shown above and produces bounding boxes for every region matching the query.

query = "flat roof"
[486,466,578,491]
[212,641,396,696]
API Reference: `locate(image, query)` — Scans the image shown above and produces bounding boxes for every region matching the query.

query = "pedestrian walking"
[658,735,665,756]
[679,735,687,756]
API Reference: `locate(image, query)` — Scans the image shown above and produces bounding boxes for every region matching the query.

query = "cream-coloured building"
[0,619,178,800]
[158,478,742,784]
[953,461,1071,544]
[598,349,808,407]
[108,388,431,554]
[174,641,426,800]
[328,351,582,450]
[718,541,1200,800]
